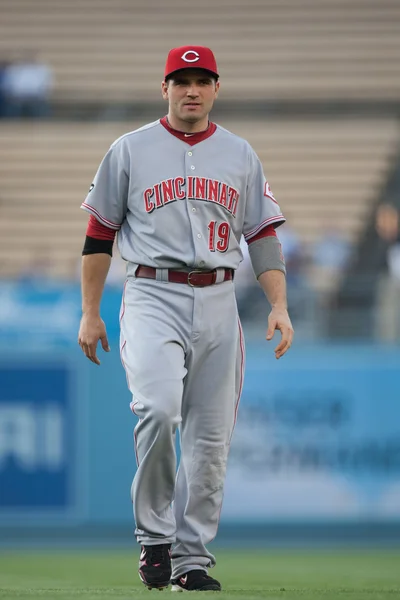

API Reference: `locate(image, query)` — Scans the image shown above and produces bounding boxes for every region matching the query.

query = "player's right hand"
[78,313,110,365]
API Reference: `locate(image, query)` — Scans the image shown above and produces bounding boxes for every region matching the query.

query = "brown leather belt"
[135,266,233,287]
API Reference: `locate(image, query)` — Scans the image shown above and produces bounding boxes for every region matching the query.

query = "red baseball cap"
[164,46,219,80]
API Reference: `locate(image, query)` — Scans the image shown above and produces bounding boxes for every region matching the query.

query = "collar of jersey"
[160,116,217,146]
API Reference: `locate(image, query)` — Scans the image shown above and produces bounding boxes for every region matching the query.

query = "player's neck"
[166,113,210,134]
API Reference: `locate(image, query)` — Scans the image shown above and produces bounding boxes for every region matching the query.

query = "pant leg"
[171,282,245,578]
[120,277,191,544]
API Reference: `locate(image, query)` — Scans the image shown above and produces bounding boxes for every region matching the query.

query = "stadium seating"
[0,119,397,279]
[0,0,399,102]
[0,0,398,280]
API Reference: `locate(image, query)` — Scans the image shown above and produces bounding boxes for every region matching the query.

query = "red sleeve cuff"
[247,224,277,244]
[86,215,117,241]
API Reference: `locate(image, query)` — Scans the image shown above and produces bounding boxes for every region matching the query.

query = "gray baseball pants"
[120,267,245,578]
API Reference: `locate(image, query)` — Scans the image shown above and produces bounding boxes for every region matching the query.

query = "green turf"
[0,550,399,599]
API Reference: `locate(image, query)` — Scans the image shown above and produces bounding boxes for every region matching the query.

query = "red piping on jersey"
[86,215,117,240]
[245,215,285,241]
[81,202,121,230]
[160,116,217,145]
[247,224,276,244]
[229,319,245,444]
[209,318,245,545]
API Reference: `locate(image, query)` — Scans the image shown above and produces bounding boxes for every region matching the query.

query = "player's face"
[162,70,219,131]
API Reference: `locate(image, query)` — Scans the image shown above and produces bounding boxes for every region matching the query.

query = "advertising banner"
[222,348,400,522]
[0,362,80,517]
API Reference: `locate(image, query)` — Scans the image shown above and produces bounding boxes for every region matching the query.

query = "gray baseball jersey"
[81,119,284,270]
[81,119,284,579]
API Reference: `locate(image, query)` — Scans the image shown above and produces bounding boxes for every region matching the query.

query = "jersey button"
[199,261,205,267]
[197,233,202,239]
[192,207,196,212]
[188,151,193,156]
[190,165,195,170]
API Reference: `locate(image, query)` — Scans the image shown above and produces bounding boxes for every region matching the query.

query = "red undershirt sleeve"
[246,224,277,244]
[86,215,117,241]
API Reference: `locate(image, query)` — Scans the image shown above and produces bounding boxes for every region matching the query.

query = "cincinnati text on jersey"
[143,177,240,217]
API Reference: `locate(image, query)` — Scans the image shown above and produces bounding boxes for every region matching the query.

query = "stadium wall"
[0,282,399,537]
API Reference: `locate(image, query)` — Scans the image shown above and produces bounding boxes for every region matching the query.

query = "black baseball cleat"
[138,543,172,590]
[171,569,221,592]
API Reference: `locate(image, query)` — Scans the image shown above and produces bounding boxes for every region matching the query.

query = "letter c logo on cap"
[181,50,200,63]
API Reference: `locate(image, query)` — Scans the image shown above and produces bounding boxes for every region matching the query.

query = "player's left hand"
[266,307,294,359]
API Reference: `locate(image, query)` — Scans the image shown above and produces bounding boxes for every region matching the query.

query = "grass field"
[0,550,399,599]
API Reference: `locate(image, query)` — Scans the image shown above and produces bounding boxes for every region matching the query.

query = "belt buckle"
[187,270,208,287]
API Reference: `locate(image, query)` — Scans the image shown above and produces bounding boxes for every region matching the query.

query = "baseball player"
[78,46,293,592]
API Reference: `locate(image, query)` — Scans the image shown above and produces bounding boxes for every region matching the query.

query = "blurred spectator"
[1,52,53,119]
[306,223,351,337]
[312,224,351,272]
[278,222,304,285]
[376,202,399,249]
[375,203,400,342]
[308,222,351,296]
[0,59,12,118]
[278,222,314,328]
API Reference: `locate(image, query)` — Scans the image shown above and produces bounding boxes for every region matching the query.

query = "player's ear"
[161,80,169,100]
[214,79,220,98]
